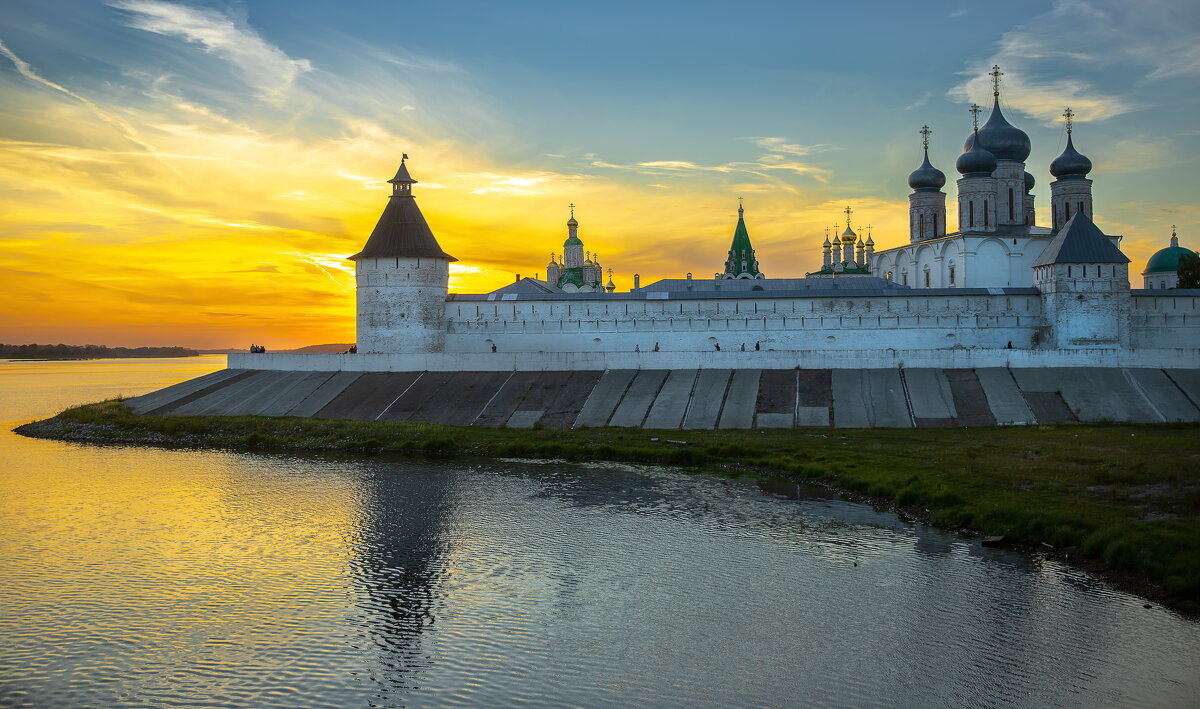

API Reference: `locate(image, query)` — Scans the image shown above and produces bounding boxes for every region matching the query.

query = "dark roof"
[1032,211,1129,266]
[349,195,456,261]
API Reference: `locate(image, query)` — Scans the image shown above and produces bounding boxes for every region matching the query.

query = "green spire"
[723,200,761,278]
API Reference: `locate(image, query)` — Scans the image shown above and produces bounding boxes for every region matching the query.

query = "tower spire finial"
[844,205,853,228]
[920,124,932,152]
[569,202,575,219]
[1062,106,1075,134]
[989,64,1004,98]
[738,196,744,216]
[969,103,982,131]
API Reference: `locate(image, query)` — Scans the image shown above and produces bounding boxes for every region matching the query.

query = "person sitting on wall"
[740,343,746,351]
[491,343,497,353]
[653,342,660,352]
[714,343,721,351]
[755,341,761,351]
[635,344,640,352]
[349,344,357,354]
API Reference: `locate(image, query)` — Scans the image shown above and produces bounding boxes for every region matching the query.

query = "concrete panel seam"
[473,370,515,425]
[1163,369,1200,411]
[375,371,425,421]
[1122,368,1166,422]
[898,367,918,428]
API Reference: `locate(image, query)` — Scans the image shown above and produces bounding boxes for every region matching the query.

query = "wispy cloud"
[108,0,312,96]
[904,92,932,111]
[0,39,184,177]
[947,0,1199,124]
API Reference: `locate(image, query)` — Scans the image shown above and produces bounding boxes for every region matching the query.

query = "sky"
[1,0,1197,348]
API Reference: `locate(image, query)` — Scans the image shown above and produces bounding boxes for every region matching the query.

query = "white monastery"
[346,67,1198,365]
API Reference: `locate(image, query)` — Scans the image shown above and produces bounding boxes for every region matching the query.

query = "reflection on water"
[1,358,1199,708]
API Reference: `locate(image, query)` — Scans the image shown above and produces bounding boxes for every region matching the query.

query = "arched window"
[969,201,975,227]
[949,265,956,285]
[903,272,909,286]
[924,270,931,287]
[919,213,925,238]
[984,200,989,226]
[1008,188,1014,221]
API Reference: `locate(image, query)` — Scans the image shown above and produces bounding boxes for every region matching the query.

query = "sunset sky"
[1,0,1197,348]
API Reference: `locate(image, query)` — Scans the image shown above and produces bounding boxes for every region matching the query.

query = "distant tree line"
[0,344,199,359]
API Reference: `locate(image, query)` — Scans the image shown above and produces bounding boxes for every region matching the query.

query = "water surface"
[1,357,1198,708]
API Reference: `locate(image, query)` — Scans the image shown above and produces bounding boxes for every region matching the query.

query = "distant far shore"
[1,344,199,360]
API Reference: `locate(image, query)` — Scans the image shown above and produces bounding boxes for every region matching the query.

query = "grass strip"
[16,399,1200,615]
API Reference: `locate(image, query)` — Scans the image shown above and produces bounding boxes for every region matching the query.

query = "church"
[347,67,1197,359]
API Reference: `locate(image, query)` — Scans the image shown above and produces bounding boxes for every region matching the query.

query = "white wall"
[230,348,1200,372]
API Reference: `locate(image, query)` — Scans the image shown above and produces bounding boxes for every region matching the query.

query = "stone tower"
[1049,108,1094,233]
[1032,211,1131,349]
[349,156,456,353]
[907,125,947,242]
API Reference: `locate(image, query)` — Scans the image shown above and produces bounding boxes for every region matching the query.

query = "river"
[1,356,1197,708]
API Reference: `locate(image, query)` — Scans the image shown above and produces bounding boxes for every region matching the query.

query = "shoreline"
[15,399,1200,618]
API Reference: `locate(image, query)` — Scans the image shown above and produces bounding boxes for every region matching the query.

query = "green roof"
[564,235,583,246]
[1145,245,1196,274]
[725,212,760,276]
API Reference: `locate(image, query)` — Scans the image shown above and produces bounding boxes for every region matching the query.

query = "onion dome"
[966,98,1031,162]
[841,225,857,243]
[956,132,997,175]
[1024,171,1035,192]
[1049,132,1093,180]
[908,149,946,192]
[548,254,558,267]
[1144,230,1195,274]
[822,236,831,248]
[567,216,578,227]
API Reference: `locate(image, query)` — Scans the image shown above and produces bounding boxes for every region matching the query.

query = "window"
[924,270,931,287]
[1009,188,1014,221]
[903,272,908,285]
[984,200,989,226]
[919,214,925,238]
[949,265,956,285]
[933,214,938,235]
[969,201,975,227]
[1078,201,1084,215]
[1161,280,1166,289]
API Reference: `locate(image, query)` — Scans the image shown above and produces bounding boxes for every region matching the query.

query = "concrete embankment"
[125,367,1200,429]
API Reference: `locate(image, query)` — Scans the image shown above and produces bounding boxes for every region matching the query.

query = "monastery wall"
[1131,292,1200,348]
[442,292,1044,352]
[230,348,1199,373]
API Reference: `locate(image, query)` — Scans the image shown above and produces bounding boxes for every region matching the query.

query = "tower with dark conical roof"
[720,201,763,279]
[350,155,456,353]
[1032,211,1131,348]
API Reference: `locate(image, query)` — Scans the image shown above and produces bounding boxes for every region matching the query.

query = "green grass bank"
[17,400,1200,615]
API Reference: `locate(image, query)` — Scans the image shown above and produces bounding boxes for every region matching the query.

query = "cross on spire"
[738,196,744,215]
[1172,224,1177,237]
[920,125,932,151]
[969,103,982,131]
[844,205,853,227]
[569,203,575,219]
[989,64,1004,97]
[1062,107,1075,134]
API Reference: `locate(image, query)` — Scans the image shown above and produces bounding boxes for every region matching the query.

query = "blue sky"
[0,0,1197,345]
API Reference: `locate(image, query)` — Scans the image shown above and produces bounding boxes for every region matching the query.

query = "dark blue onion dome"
[1024,170,1035,192]
[1049,132,1093,179]
[908,149,946,191]
[957,131,997,175]
[964,97,1031,162]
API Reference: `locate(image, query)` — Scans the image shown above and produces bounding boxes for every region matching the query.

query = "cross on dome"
[1063,107,1075,134]
[569,203,575,218]
[920,125,932,151]
[969,103,982,131]
[844,205,853,228]
[989,64,1004,97]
